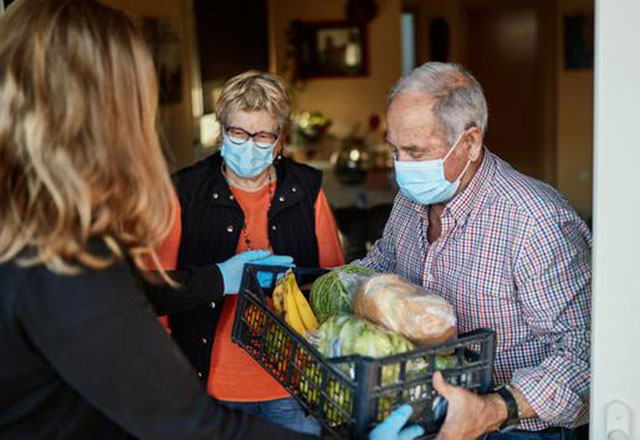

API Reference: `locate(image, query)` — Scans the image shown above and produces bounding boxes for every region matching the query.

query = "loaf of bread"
[353,274,457,347]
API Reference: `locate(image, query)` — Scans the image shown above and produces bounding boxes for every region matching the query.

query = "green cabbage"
[310,265,375,322]
[311,316,458,385]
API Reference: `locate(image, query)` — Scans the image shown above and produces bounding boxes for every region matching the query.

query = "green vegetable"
[310,265,375,322]
[313,316,416,384]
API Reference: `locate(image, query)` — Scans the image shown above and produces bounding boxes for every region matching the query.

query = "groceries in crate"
[309,265,376,322]
[303,315,458,427]
[354,274,457,347]
[307,316,458,384]
[272,269,318,336]
[234,265,495,439]
[264,266,459,421]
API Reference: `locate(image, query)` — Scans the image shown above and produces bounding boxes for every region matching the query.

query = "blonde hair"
[214,70,291,148]
[0,0,175,276]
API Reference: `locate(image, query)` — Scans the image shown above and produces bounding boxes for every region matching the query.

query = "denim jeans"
[221,397,322,436]
[481,427,578,440]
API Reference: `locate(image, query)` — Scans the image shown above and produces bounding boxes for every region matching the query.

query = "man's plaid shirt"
[355,150,591,430]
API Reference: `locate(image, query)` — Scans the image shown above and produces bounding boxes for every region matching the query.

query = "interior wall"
[101,0,195,170]
[403,0,594,218]
[270,0,402,137]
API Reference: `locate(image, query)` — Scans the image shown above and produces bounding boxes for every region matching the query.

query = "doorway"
[464,0,557,183]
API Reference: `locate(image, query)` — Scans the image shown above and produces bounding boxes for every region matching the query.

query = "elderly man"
[355,62,591,440]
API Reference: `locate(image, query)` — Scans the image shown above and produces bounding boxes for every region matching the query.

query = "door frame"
[591,0,640,438]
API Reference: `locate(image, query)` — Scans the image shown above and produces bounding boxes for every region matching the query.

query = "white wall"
[591,0,640,439]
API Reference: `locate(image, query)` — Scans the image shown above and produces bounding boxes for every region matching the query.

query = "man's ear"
[464,127,484,161]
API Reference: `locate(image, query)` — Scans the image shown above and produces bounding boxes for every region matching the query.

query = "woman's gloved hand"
[216,250,294,295]
[369,405,425,440]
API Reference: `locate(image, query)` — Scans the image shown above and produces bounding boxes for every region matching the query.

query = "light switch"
[606,400,631,439]
[608,430,628,440]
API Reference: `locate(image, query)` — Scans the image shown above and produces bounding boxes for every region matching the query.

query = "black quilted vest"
[169,152,321,380]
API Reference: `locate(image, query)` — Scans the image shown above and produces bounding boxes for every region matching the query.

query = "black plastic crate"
[231,264,496,440]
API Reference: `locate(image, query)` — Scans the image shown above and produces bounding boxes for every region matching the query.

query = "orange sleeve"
[315,189,345,268]
[148,195,183,331]
[154,200,182,270]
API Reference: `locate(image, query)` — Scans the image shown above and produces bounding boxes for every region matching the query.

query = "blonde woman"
[156,71,345,435]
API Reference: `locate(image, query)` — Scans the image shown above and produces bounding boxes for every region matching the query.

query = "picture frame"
[293,20,369,79]
[564,14,594,70]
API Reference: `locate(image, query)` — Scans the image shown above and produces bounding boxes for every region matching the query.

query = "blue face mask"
[220,135,275,178]
[394,131,470,205]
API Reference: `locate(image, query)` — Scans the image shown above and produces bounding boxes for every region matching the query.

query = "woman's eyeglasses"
[225,126,279,149]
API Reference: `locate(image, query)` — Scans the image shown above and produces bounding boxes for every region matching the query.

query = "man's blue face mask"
[394,130,470,205]
[220,135,275,178]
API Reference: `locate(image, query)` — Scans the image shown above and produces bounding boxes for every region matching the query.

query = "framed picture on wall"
[293,20,368,79]
[564,14,594,70]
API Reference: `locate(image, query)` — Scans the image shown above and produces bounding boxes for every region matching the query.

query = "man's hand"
[433,372,507,440]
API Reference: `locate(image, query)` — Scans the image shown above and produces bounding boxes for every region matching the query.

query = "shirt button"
[427,273,434,283]
[212,192,219,199]
[226,225,234,233]
[197,372,203,378]
[292,187,297,193]
[279,195,285,202]
[229,194,234,200]
[271,225,277,231]
[201,337,208,345]
[210,301,216,309]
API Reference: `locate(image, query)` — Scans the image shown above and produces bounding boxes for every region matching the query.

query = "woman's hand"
[369,405,425,440]
[216,250,294,294]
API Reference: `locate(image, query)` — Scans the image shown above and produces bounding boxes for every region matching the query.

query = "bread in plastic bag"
[353,274,457,347]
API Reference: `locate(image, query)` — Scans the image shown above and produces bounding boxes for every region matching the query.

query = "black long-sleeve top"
[0,258,316,440]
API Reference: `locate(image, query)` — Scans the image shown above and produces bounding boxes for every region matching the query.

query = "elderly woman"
[157,71,345,435]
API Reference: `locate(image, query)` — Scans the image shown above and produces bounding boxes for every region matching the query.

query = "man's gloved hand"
[216,250,294,295]
[369,405,425,440]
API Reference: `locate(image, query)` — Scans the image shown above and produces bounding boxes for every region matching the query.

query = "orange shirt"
[156,183,344,402]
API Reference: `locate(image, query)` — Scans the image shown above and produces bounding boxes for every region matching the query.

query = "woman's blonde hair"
[0,0,175,275]
[214,70,291,148]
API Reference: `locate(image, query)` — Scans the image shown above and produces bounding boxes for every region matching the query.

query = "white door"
[591,1,640,439]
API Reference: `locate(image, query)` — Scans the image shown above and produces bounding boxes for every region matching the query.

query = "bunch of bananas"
[273,270,318,336]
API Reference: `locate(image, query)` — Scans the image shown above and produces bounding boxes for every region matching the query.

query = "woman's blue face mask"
[394,130,470,205]
[220,135,275,178]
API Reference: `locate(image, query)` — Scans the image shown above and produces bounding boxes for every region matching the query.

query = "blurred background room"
[96,0,595,261]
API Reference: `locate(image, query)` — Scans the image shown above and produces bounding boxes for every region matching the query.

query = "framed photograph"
[294,21,368,79]
[564,14,594,70]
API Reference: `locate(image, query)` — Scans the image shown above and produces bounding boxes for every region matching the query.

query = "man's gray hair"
[388,62,488,146]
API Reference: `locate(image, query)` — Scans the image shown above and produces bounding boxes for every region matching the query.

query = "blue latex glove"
[256,266,294,288]
[369,405,425,440]
[216,250,294,295]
